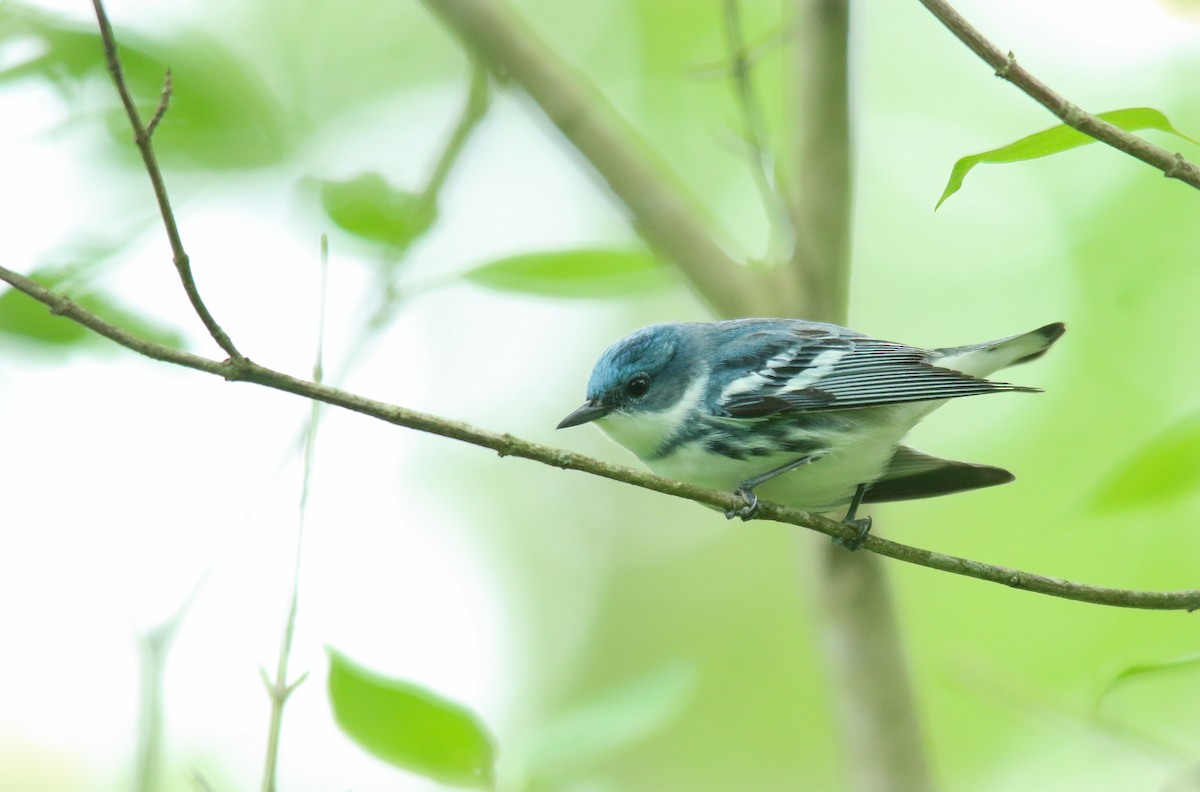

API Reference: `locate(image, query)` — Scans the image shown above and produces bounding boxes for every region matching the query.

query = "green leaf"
[133,36,292,170]
[1091,410,1200,511]
[525,662,697,774]
[1096,654,1200,708]
[319,173,437,252]
[1,5,290,170]
[75,294,185,349]
[0,269,183,350]
[326,649,496,789]
[936,107,1200,208]
[0,284,89,346]
[463,249,669,298]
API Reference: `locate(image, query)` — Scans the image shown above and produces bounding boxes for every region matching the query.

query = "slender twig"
[90,0,244,360]
[722,0,793,261]
[146,69,172,138]
[134,560,219,792]
[259,237,328,792]
[423,62,490,201]
[134,624,168,792]
[306,66,490,442]
[690,27,787,80]
[951,661,1190,761]
[192,771,219,792]
[224,64,488,502]
[418,0,767,318]
[1,263,1197,612]
[919,0,1200,191]
[353,62,491,345]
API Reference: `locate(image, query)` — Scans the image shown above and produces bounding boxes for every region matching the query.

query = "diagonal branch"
[91,0,243,360]
[417,0,769,318]
[2,261,1197,612]
[919,0,1200,191]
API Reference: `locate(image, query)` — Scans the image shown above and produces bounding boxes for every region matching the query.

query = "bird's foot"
[832,515,872,551]
[724,486,760,521]
[725,453,825,521]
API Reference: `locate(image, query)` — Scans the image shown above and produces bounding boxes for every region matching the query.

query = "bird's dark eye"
[627,374,650,398]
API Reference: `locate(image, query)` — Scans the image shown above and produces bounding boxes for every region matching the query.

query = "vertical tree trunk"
[786,2,936,790]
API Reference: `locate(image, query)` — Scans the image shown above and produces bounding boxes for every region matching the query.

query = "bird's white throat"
[595,374,708,461]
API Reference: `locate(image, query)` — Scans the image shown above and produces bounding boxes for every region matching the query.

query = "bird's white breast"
[642,404,924,513]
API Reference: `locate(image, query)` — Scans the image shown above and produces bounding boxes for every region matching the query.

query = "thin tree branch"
[722,0,794,263]
[919,0,1200,191]
[134,624,168,792]
[353,62,491,348]
[134,558,219,792]
[417,0,770,318]
[423,62,491,201]
[690,28,787,81]
[1,263,1197,612]
[90,0,244,360]
[192,771,219,792]
[259,237,328,792]
[145,68,172,139]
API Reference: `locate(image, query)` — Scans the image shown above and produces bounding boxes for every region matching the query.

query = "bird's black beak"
[557,400,611,429]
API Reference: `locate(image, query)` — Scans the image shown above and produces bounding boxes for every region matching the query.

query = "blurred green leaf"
[0,283,89,346]
[1091,410,1200,511]
[525,662,697,775]
[319,173,437,254]
[1096,653,1200,708]
[75,293,185,348]
[327,649,496,790]
[463,249,669,298]
[1,3,290,169]
[0,268,183,350]
[936,107,1200,208]
[132,38,290,169]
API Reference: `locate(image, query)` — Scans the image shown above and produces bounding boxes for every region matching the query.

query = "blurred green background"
[1,0,1199,790]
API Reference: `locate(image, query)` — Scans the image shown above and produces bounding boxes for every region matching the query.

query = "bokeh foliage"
[1,0,1199,790]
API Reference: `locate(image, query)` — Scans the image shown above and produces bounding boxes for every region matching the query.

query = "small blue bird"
[558,319,1064,547]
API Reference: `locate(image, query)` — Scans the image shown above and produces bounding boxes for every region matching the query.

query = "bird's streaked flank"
[559,319,1065,548]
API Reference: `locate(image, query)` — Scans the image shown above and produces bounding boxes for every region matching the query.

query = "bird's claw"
[832,515,873,551]
[724,487,760,521]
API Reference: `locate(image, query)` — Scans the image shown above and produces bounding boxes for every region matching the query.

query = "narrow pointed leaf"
[2,5,290,169]
[327,649,495,789]
[319,173,436,253]
[463,249,669,298]
[937,107,1200,208]
[1091,410,1200,511]
[1096,654,1200,708]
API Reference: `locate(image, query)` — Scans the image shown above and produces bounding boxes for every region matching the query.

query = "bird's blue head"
[557,323,697,430]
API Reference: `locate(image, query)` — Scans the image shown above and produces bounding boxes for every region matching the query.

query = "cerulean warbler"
[558,319,1064,547]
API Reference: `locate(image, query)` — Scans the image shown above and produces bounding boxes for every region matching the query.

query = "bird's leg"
[832,482,872,550]
[725,453,823,521]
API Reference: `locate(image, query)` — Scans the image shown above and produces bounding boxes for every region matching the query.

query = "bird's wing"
[714,328,1037,418]
[862,445,1013,503]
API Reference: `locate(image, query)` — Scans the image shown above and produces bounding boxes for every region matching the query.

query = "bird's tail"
[934,322,1065,379]
[865,445,1014,503]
